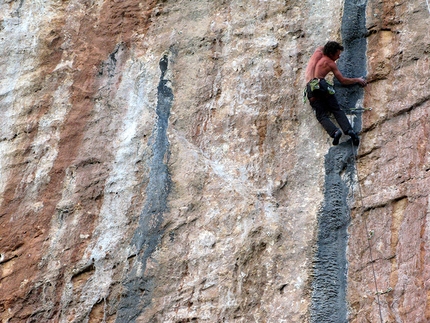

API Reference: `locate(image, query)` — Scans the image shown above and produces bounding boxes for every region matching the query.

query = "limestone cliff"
[0,0,429,322]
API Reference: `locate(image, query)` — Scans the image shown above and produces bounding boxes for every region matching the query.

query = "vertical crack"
[116,54,173,323]
[311,1,368,322]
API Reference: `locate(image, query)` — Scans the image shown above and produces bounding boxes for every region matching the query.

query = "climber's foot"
[348,130,360,146]
[332,129,342,145]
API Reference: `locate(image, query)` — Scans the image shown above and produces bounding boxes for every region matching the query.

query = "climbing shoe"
[332,129,342,145]
[348,130,360,146]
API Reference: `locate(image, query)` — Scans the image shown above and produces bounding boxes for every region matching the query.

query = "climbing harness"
[303,78,336,103]
[349,132,385,323]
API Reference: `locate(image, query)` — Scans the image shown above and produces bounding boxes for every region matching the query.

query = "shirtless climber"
[305,41,366,145]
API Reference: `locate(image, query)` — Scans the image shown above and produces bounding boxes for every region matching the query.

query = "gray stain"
[116,54,173,323]
[311,1,368,322]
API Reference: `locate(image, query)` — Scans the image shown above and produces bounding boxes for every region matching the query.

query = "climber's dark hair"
[323,41,344,58]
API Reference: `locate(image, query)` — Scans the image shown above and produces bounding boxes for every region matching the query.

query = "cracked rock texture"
[348,1,430,323]
[0,0,428,322]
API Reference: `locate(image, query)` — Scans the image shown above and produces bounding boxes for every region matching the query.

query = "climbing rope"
[427,0,430,15]
[350,137,384,323]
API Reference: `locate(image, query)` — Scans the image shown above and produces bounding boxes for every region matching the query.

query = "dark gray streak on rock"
[116,54,173,323]
[311,0,368,322]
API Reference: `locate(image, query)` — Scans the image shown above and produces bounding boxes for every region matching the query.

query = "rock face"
[0,0,428,322]
[348,1,430,323]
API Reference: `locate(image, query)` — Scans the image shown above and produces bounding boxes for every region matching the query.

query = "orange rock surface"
[0,0,428,322]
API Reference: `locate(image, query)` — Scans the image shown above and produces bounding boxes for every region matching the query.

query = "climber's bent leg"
[311,99,339,138]
[325,95,353,134]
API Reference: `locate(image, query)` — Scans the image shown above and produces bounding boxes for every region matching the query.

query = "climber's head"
[323,41,344,60]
